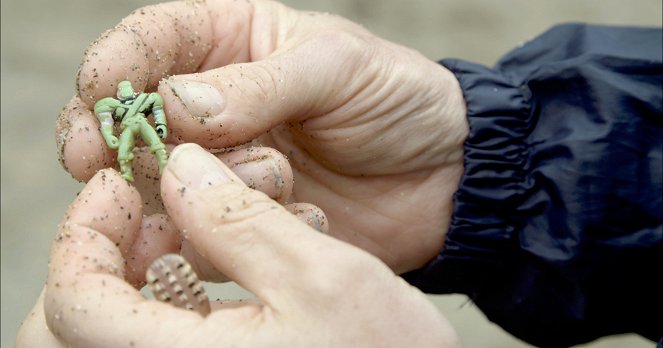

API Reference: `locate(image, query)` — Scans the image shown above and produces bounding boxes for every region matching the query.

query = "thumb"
[161,143,383,307]
[158,31,377,148]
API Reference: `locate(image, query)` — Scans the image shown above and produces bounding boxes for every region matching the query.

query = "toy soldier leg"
[118,123,139,182]
[138,117,168,173]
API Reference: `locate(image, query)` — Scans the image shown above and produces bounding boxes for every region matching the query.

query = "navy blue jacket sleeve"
[402,24,662,347]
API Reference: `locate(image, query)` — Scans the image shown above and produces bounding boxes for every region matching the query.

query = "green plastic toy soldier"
[94,80,168,182]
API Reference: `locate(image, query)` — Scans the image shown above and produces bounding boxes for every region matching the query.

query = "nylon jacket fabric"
[403,24,662,347]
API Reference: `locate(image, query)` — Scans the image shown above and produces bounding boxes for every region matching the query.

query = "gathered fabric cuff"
[403,24,663,347]
[403,58,532,295]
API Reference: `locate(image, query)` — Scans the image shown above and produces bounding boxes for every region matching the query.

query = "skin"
[54,0,468,274]
[16,145,461,347]
[24,0,471,346]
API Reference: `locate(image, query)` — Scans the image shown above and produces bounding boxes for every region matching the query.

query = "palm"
[256,41,466,271]
[275,131,459,273]
[261,78,464,273]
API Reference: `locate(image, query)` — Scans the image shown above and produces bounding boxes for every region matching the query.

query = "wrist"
[434,64,469,164]
[403,64,467,272]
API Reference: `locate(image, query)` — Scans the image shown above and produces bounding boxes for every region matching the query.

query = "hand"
[155,124,168,140]
[55,0,469,273]
[16,144,460,348]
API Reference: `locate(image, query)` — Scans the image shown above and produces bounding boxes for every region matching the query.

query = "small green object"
[94,80,168,182]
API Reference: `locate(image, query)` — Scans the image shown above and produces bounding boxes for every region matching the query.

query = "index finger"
[76,0,255,105]
[161,144,389,309]
[46,170,291,348]
[58,0,254,180]
[44,171,203,347]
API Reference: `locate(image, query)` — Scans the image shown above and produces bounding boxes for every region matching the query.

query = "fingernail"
[167,144,232,189]
[229,157,284,199]
[167,79,224,118]
[292,209,326,233]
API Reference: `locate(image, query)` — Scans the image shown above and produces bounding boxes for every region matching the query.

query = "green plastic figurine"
[94,80,168,182]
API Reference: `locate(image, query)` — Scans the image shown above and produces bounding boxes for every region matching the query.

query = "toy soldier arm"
[94,97,121,149]
[149,93,168,139]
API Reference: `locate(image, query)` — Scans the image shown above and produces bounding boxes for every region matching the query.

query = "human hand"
[16,144,460,348]
[56,0,469,273]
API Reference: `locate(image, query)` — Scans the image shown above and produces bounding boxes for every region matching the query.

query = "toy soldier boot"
[151,142,168,174]
[118,152,136,182]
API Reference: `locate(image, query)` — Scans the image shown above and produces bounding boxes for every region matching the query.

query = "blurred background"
[1,0,661,347]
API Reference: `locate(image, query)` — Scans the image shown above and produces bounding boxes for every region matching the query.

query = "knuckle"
[312,29,376,57]
[198,184,281,228]
[246,62,280,103]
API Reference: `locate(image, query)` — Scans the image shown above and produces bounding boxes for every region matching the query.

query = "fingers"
[43,158,459,347]
[157,27,373,148]
[61,169,143,255]
[125,214,181,288]
[76,1,216,106]
[58,0,371,177]
[75,0,263,106]
[180,239,230,282]
[285,203,329,233]
[131,145,294,215]
[131,145,294,216]
[161,144,381,306]
[57,0,258,180]
[15,288,64,348]
[129,145,175,215]
[216,147,293,204]
[56,97,116,182]
[181,201,328,283]
[45,169,202,347]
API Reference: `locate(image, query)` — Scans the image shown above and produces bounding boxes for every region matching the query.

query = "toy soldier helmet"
[117,80,136,101]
